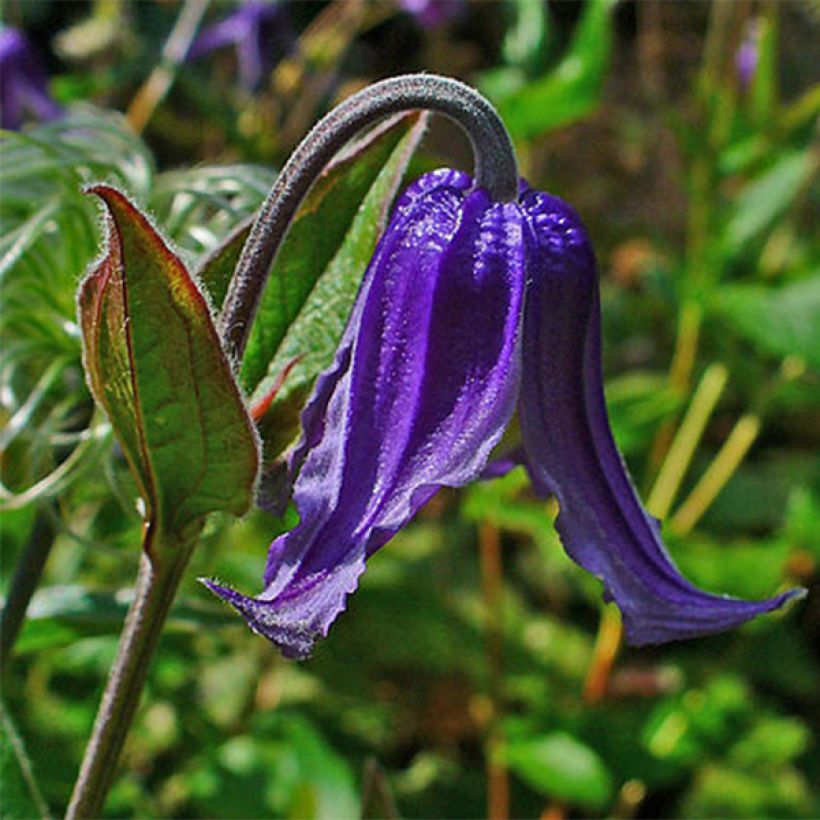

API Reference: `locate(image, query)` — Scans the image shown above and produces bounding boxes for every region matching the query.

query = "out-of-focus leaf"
[695,451,819,534]
[606,372,683,457]
[668,536,792,601]
[240,113,428,393]
[10,585,238,655]
[716,276,820,370]
[78,186,259,546]
[0,700,50,819]
[784,488,820,559]
[723,151,816,254]
[502,0,551,74]
[680,762,814,818]
[730,717,810,768]
[505,732,614,810]
[186,713,358,819]
[483,0,618,139]
[251,113,429,460]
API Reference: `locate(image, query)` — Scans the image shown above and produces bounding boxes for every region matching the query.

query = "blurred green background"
[1,1,818,817]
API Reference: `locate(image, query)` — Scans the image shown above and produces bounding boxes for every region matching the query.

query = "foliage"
[1,2,818,818]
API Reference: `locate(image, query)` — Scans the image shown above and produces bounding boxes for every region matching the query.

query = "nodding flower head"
[204,167,804,659]
[0,27,61,131]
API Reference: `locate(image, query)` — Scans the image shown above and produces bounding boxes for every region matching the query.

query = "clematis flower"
[205,169,802,659]
[187,0,291,91]
[0,27,61,131]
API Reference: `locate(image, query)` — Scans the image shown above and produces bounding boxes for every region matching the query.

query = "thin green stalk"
[0,510,56,671]
[646,363,728,520]
[670,414,761,536]
[479,521,508,820]
[582,604,622,703]
[66,535,194,819]
[126,0,210,134]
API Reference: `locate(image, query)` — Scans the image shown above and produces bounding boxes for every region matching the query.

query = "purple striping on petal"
[205,169,525,658]
[205,169,804,659]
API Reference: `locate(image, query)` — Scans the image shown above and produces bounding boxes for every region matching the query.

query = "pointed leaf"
[505,732,614,811]
[716,276,820,370]
[483,0,618,138]
[78,187,259,543]
[240,113,428,392]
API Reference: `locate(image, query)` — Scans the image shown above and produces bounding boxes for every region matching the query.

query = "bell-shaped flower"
[205,169,803,659]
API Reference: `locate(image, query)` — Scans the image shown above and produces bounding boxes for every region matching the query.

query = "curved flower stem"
[219,73,519,363]
[66,536,194,819]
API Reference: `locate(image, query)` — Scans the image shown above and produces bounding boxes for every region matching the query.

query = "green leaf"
[0,700,50,819]
[78,187,259,545]
[483,0,618,139]
[193,217,253,313]
[240,112,428,393]
[606,372,683,457]
[251,112,430,460]
[716,276,820,370]
[723,151,816,254]
[505,732,614,810]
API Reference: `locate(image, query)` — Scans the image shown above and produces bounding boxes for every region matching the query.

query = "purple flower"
[187,0,291,91]
[0,27,61,130]
[205,169,803,659]
[736,20,760,91]
[397,0,464,29]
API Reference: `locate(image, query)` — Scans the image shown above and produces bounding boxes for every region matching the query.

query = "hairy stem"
[66,537,193,819]
[220,73,518,363]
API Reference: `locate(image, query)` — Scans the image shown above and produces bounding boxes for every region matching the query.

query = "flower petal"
[518,188,804,645]
[207,169,526,658]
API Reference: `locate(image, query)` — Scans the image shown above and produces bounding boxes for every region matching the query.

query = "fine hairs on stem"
[219,73,520,364]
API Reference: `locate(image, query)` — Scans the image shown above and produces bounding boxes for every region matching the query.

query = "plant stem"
[582,605,622,704]
[66,536,193,819]
[479,521,508,820]
[126,0,210,134]
[0,509,56,670]
[670,414,761,536]
[646,363,728,520]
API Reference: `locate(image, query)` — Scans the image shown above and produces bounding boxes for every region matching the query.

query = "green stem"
[0,509,56,670]
[479,521,508,820]
[66,535,194,819]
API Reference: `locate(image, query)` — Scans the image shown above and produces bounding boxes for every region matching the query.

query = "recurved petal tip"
[200,559,364,660]
[619,584,807,647]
